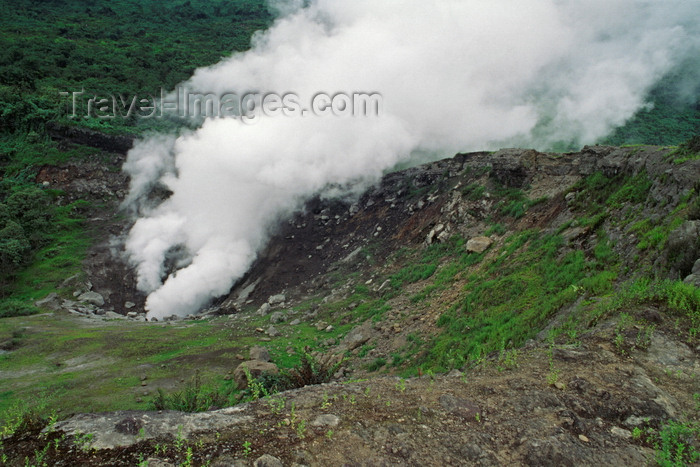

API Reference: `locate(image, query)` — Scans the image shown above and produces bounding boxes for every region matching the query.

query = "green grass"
[589,278,699,337]
[630,214,685,252]
[410,248,485,303]
[570,171,654,221]
[485,223,506,236]
[390,236,466,291]
[655,420,700,466]
[367,357,387,372]
[3,199,92,303]
[606,171,653,207]
[460,183,485,200]
[666,134,700,163]
[422,231,600,372]
[0,314,272,418]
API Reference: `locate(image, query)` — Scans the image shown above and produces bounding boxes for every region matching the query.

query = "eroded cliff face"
[225,145,699,309]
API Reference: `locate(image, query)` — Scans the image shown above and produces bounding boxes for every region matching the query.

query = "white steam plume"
[123,0,699,319]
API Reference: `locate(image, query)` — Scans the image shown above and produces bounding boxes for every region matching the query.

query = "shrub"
[150,371,230,412]
[278,348,344,390]
[0,221,31,278]
[0,300,38,318]
[670,135,700,163]
[367,357,387,371]
[655,420,699,466]
[0,395,56,438]
[461,183,485,200]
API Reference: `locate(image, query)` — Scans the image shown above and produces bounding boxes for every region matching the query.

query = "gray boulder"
[466,236,493,253]
[249,346,270,362]
[343,326,370,350]
[311,414,340,427]
[270,311,286,324]
[268,294,286,305]
[35,293,61,311]
[667,220,700,275]
[683,273,700,288]
[257,303,271,316]
[50,408,252,450]
[253,454,283,467]
[78,291,105,307]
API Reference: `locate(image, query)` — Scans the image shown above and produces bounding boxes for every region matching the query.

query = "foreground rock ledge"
[50,407,253,450]
[40,327,697,466]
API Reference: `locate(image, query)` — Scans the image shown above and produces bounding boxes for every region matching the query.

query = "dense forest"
[0,0,698,312]
[0,0,271,311]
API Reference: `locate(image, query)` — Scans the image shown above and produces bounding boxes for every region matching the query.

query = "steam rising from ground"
[123,0,699,319]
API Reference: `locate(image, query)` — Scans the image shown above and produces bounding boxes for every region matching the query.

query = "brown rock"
[233,360,279,389]
[439,394,481,420]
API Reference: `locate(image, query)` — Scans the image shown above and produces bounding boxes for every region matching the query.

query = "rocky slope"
[3,142,699,466]
[224,145,699,308]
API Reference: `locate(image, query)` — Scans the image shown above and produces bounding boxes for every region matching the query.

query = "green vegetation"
[601,58,700,147]
[0,315,248,417]
[0,0,270,308]
[569,170,653,216]
[493,185,547,219]
[0,393,56,440]
[150,371,231,412]
[1,3,699,463]
[0,0,271,136]
[590,278,699,337]
[0,311,353,421]
[0,186,52,289]
[426,231,591,371]
[390,238,465,290]
[367,357,387,372]
[150,349,342,413]
[668,135,700,164]
[383,161,697,374]
[654,420,700,467]
[460,183,485,200]
[241,348,345,400]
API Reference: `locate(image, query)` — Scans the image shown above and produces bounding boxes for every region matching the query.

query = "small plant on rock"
[395,378,407,393]
[241,440,252,458]
[654,420,699,466]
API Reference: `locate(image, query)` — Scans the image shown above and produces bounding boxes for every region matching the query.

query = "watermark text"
[59,88,382,122]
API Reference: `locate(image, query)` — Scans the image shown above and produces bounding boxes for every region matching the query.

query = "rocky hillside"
[1,142,699,466]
